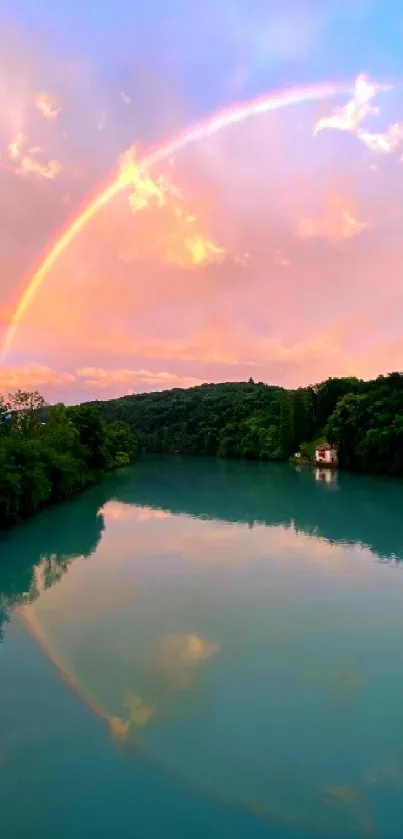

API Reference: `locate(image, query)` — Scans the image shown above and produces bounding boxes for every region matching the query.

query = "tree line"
[2,372,402,530]
[91,373,403,475]
[0,390,136,528]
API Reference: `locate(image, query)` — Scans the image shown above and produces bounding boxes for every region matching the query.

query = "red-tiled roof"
[315,443,334,451]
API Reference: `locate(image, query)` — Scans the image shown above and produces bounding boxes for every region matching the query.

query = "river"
[1,456,403,838]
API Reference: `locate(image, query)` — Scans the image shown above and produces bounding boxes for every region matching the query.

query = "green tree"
[0,392,135,529]
[8,390,47,437]
[0,396,12,438]
[69,404,107,471]
[326,378,403,475]
[103,420,136,468]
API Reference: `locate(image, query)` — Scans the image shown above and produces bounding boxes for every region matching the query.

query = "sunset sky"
[1,0,403,402]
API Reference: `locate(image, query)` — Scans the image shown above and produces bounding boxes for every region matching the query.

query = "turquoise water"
[1,456,403,838]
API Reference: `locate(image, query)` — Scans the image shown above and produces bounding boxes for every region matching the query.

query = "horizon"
[1,2,403,402]
[2,369,400,410]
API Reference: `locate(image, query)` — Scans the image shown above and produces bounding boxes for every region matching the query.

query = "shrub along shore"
[0,391,136,528]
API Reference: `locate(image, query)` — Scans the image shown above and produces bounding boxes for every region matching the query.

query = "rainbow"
[18,605,111,725]
[2,81,350,359]
[16,604,298,827]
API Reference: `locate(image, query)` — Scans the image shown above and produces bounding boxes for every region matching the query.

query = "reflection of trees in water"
[114,456,403,563]
[1,458,402,833]
[2,455,403,640]
[0,481,107,639]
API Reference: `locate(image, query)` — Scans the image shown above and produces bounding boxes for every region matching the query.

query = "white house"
[314,442,338,466]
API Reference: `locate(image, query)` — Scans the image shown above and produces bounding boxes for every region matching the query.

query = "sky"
[1,0,403,402]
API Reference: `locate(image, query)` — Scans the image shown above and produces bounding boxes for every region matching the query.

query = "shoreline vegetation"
[92,372,403,475]
[0,391,136,529]
[1,371,402,529]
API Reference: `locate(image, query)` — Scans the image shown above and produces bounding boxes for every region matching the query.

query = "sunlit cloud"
[164,232,225,267]
[0,325,355,398]
[0,363,204,397]
[120,147,168,209]
[8,132,25,161]
[36,91,63,120]
[358,122,403,154]
[0,363,74,391]
[118,147,225,267]
[314,72,403,160]
[297,193,368,242]
[3,131,63,179]
[1,15,403,403]
[0,35,68,183]
[76,366,203,390]
[314,73,378,136]
[182,235,224,265]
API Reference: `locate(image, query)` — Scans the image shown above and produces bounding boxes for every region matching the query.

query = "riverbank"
[2,369,403,530]
[0,395,135,530]
[92,373,403,477]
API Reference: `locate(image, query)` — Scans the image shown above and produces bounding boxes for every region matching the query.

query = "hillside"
[90,373,403,475]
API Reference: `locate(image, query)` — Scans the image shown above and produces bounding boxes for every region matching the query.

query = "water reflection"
[314,467,338,487]
[1,455,402,662]
[2,457,403,835]
[1,456,402,634]
[0,485,106,638]
[119,456,403,561]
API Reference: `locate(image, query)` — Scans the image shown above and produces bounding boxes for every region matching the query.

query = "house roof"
[315,442,335,452]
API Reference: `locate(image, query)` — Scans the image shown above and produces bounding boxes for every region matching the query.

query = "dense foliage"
[0,390,136,528]
[1,372,402,532]
[91,373,403,475]
[327,373,403,475]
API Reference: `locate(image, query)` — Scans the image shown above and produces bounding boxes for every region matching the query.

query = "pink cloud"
[0,363,203,400]
[0,363,74,392]
[1,27,403,402]
[4,131,63,179]
[36,91,63,120]
[297,192,368,242]
[76,366,202,390]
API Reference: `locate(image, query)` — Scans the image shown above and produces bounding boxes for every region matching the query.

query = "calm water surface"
[1,456,403,838]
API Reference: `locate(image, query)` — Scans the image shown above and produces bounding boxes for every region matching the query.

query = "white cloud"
[314,74,378,135]
[358,122,403,154]
[314,73,403,158]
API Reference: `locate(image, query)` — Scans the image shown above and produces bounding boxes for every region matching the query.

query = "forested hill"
[91,373,403,476]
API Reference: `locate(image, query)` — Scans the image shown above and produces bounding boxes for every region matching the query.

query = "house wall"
[315,449,337,465]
